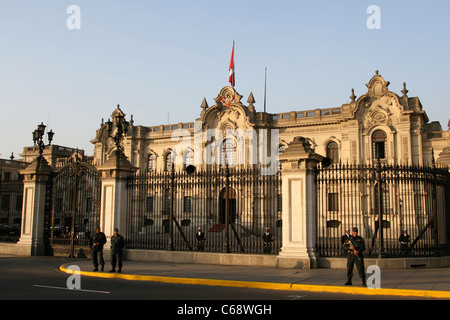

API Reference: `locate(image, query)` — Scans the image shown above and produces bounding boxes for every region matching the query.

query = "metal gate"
[48,158,101,257]
[126,166,282,254]
[316,162,450,257]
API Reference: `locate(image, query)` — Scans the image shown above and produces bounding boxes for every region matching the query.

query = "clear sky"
[1,0,449,159]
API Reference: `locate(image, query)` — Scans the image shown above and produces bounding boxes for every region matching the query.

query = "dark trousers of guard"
[111,249,123,270]
[92,247,105,269]
[346,254,366,285]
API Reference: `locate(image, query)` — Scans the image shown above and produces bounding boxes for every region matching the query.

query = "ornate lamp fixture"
[32,122,54,160]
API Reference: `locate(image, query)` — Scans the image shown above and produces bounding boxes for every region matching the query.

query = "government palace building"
[91,71,449,171]
[3,71,449,260]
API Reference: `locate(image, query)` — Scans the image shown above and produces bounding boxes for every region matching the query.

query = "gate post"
[97,153,138,240]
[16,157,52,256]
[277,137,322,268]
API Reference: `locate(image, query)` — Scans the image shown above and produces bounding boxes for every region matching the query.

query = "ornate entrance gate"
[47,157,101,257]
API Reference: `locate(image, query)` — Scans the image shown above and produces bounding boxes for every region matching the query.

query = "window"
[165,152,174,171]
[372,130,387,160]
[147,154,156,172]
[184,150,193,167]
[183,196,192,213]
[326,141,339,164]
[328,193,339,212]
[374,182,390,215]
[146,196,154,213]
[221,139,236,166]
[86,197,92,212]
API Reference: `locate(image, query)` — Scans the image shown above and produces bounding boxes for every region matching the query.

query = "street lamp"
[105,105,129,156]
[32,122,54,160]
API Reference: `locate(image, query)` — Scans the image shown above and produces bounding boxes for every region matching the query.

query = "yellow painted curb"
[59,264,450,299]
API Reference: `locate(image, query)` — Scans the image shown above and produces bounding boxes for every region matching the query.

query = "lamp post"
[32,122,54,162]
[105,105,129,157]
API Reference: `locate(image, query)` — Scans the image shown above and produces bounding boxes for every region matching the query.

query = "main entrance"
[219,187,236,224]
[47,157,101,257]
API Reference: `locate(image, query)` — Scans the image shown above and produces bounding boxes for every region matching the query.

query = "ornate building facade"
[92,71,449,171]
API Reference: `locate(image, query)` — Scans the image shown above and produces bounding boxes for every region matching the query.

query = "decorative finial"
[350,88,356,102]
[247,92,256,112]
[375,70,379,75]
[130,114,134,126]
[401,82,409,97]
[201,98,208,110]
[10,152,14,160]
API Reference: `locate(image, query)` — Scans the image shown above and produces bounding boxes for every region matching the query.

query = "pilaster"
[17,157,52,256]
[97,153,138,239]
[277,137,322,268]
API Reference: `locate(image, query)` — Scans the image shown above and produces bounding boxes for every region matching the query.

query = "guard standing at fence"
[90,226,106,272]
[110,228,125,273]
[344,227,366,286]
[341,228,351,245]
[196,227,205,251]
[262,227,274,254]
[399,227,411,256]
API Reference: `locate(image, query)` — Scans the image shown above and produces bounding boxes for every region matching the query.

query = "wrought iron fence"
[0,179,23,243]
[126,166,282,254]
[316,162,450,257]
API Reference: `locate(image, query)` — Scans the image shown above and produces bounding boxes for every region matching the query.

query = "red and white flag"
[229,42,235,87]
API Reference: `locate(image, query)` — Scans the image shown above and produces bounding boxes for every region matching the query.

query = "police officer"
[196,227,205,251]
[90,226,106,272]
[344,227,366,287]
[110,228,125,273]
[262,227,274,254]
[399,227,410,256]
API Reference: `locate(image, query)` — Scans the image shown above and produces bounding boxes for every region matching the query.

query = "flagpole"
[264,67,267,113]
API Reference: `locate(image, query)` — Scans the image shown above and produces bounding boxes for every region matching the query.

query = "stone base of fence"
[0,243,31,256]
[3,244,450,269]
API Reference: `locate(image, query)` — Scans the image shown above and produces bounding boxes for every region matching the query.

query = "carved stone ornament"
[214,86,243,108]
[366,71,390,98]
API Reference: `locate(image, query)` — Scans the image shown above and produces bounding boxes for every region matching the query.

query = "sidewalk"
[60,259,450,299]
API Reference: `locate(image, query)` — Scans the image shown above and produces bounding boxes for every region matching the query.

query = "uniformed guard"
[196,227,205,251]
[262,227,274,254]
[109,228,125,273]
[90,226,107,272]
[399,227,410,256]
[344,227,366,286]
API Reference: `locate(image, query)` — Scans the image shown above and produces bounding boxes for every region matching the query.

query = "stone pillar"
[97,153,138,240]
[277,137,322,268]
[16,157,52,256]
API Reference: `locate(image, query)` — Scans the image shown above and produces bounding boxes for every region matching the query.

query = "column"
[277,137,322,268]
[97,152,138,240]
[16,157,52,256]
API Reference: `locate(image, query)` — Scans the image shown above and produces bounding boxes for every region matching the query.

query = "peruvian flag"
[229,42,235,87]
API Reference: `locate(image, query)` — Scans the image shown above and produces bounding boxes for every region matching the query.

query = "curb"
[59,264,450,299]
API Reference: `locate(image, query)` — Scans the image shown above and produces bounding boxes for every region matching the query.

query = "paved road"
[0,255,448,318]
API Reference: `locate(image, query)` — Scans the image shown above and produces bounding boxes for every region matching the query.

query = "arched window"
[372,130,387,160]
[221,139,236,166]
[165,152,174,171]
[326,141,339,164]
[147,154,156,173]
[184,150,193,167]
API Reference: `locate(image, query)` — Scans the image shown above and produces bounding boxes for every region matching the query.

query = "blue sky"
[1,0,449,158]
